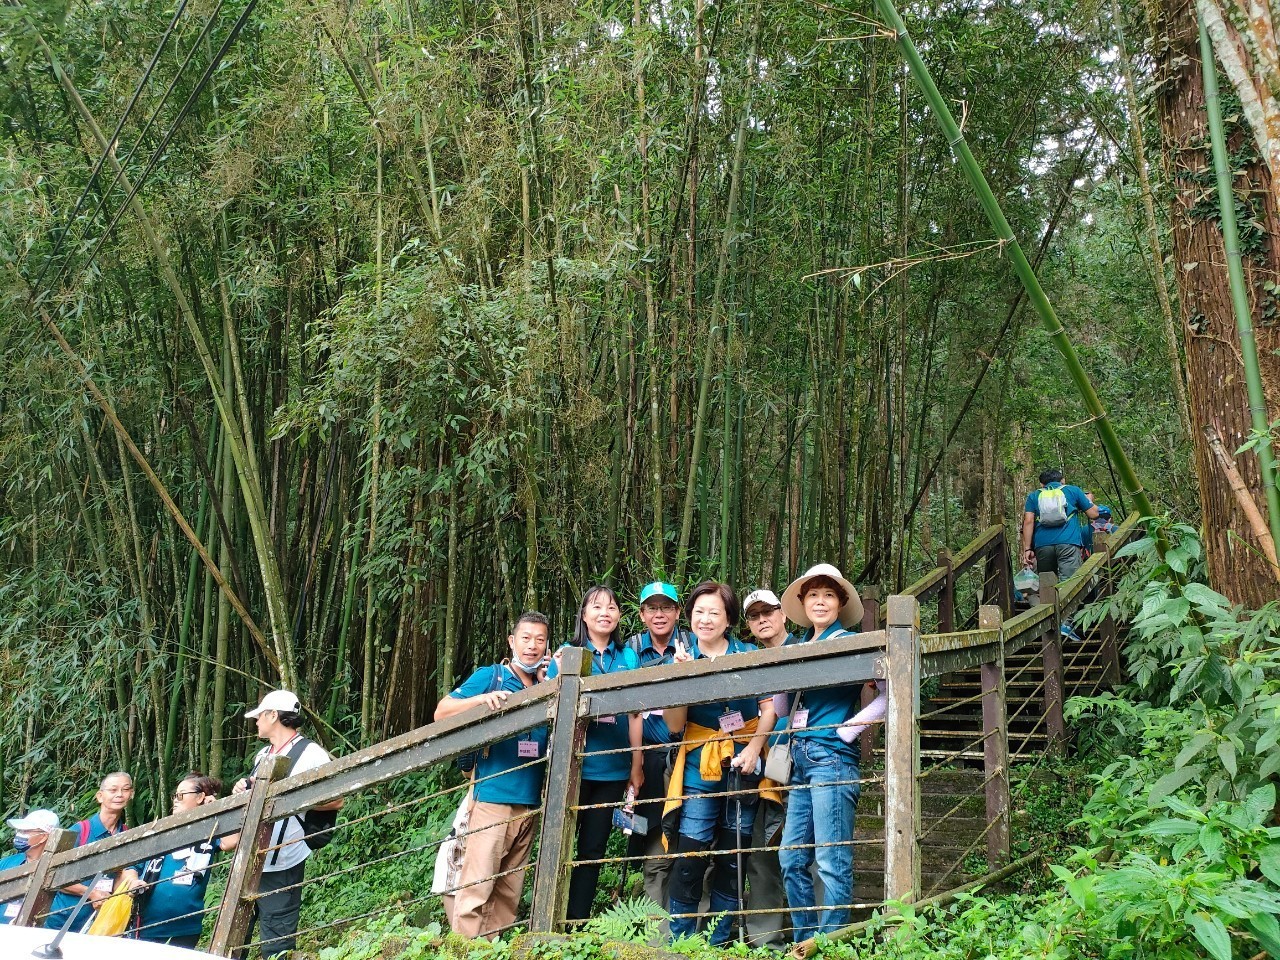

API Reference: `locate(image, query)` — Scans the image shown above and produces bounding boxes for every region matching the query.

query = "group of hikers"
[0,696,339,958]
[0,467,1110,954]
[436,565,883,947]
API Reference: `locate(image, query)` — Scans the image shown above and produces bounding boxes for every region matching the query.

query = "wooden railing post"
[208,754,292,957]
[529,647,591,932]
[14,828,74,927]
[937,549,955,632]
[1037,571,1066,752]
[978,605,1010,864]
[859,586,883,762]
[883,595,920,903]
[985,517,1014,615]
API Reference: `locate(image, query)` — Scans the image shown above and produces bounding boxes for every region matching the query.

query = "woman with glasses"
[134,773,240,948]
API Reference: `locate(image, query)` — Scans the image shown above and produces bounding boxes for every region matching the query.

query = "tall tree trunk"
[1155,0,1280,606]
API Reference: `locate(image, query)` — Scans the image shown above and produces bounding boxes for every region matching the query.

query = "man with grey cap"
[233,690,341,958]
[0,810,78,927]
[739,588,801,946]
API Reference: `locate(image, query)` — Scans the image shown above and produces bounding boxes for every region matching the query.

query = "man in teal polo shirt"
[1021,468,1099,582]
[435,612,552,939]
[625,581,696,929]
[50,771,134,932]
[0,810,78,928]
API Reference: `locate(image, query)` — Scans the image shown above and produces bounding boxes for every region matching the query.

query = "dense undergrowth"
[292,520,1280,959]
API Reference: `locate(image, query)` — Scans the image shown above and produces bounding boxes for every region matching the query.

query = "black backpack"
[279,737,338,851]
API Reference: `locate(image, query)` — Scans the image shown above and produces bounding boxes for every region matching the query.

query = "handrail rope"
[570,776,883,812]
[579,718,884,757]
[249,807,543,900]
[916,729,996,778]
[916,765,1005,844]
[570,836,883,868]
[242,859,539,948]
[1009,702,1054,764]
[917,687,990,721]
[112,899,221,939]
[1005,674,1050,726]
[257,754,548,853]
[923,815,1002,898]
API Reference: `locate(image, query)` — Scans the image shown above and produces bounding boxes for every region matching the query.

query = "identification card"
[173,871,196,887]
[640,709,664,720]
[719,710,745,733]
[4,901,18,918]
[792,709,810,729]
[93,876,114,894]
[518,739,540,758]
[596,714,617,724]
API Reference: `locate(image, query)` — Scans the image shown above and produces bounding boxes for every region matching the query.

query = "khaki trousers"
[451,800,538,939]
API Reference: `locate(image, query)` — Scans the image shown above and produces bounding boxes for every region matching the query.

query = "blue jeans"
[779,738,860,942]
[669,781,759,944]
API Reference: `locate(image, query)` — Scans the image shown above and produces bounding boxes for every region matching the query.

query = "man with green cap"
[625,581,697,930]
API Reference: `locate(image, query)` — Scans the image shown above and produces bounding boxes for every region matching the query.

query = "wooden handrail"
[902,524,1005,602]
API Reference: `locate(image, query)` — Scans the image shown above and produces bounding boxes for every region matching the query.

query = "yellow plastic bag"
[85,879,134,937]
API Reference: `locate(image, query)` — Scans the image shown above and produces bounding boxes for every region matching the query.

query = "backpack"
[456,664,506,773]
[278,737,338,851]
[1037,486,1071,527]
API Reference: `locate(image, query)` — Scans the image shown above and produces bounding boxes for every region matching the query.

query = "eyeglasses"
[745,606,782,621]
[172,790,204,802]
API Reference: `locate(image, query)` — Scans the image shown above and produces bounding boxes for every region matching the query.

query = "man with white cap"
[775,564,866,942]
[739,588,798,946]
[233,690,341,958]
[0,810,77,927]
[624,581,697,934]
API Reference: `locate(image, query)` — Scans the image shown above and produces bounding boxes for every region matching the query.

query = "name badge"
[518,739,540,758]
[93,876,114,894]
[173,872,196,887]
[4,901,18,918]
[719,710,745,733]
[596,715,617,724]
[640,709,664,720]
[792,709,810,729]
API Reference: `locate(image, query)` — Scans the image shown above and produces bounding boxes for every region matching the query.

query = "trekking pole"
[730,766,745,945]
[32,870,106,958]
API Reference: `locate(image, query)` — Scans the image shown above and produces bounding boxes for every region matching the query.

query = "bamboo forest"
[1,0,1280,954]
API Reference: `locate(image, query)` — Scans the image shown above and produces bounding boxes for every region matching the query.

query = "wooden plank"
[529,648,591,932]
[883,595,920,903]
[978,606,1010,864]
[582,650,886,718]
[947,524,1004,576]
[208,754,292,957]
[13,828,74,928]
[262,695,554,822]
[1037,573,1066,752]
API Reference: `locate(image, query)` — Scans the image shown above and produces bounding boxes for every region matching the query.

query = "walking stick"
[729,766,745,944]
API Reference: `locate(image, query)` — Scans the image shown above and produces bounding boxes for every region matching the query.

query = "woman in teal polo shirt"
[136,773,239,948]
[776,564,864,942]
[547,585,643,922]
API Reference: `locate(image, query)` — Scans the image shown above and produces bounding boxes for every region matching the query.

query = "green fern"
[583,895,667,943]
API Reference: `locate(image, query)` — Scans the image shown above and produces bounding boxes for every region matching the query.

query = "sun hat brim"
[781,564,863,628]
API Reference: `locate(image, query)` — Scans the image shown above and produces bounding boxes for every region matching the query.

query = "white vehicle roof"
[0,924,199,958]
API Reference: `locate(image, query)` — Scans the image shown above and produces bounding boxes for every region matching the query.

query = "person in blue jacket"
[135,773,240,948]
[547,585,643,922]
[0,810,77,927]
[776,564,864,942]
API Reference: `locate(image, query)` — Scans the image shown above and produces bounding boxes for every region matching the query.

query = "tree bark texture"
[1157,0,1280,606]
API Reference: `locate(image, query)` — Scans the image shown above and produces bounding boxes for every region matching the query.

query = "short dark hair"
[685,581,740,627]
[799,574,850,607]
[571,586,623,649]
[178,772,224,797]
[276,711,304,730]
[513,611,550,636]
[1039,468,1064,485]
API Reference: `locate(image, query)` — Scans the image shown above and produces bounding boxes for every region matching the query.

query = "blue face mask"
[13,836,31,853]
[511,656,545,675]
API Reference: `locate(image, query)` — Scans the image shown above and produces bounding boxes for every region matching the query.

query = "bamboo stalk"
[1198,15,1280,549]
[675,0,763,582]
[871,0,1154,521]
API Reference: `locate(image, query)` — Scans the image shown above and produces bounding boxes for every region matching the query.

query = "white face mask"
[511,656,546,675]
